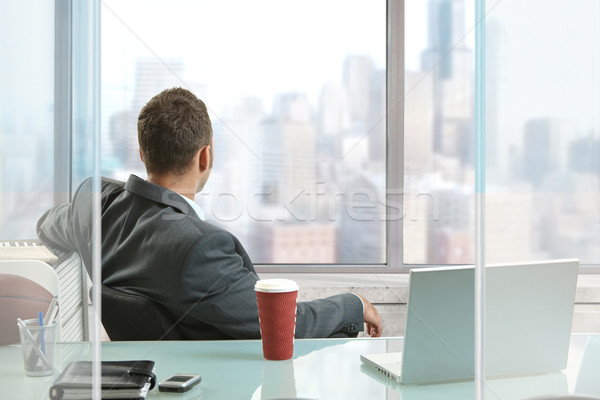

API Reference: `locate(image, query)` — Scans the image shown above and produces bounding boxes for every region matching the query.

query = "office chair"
[1,243,90,342]
[100,285,177,341]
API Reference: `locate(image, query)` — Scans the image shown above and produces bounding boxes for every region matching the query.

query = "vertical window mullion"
[387,0,405,271]
[54,0,73,204]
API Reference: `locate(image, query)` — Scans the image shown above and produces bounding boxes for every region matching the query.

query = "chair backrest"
[52,251,89,342]
[100,285,176,341]
[0,260,62,342]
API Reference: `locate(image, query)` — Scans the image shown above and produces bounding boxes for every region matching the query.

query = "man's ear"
[198,145,211,172]
[139,148,144,163]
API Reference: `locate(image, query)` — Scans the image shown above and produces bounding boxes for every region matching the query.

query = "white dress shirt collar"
[179,194,206,221]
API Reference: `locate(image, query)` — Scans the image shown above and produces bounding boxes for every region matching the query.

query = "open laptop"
[361,259,579,385]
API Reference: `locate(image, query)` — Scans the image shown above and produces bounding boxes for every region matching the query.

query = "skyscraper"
[421,0,473,161]
[522,118,562,187]
[261,93,317,218]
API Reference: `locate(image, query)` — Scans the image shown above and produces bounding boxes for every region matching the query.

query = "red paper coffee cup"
[255,279,299,360]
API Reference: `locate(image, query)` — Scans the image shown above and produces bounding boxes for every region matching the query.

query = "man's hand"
[357,294,383,337]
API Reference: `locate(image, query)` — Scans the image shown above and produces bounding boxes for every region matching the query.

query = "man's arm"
[37,178,122,273]
[37,193,94,273]
[295,293,364,338]
[177,230,382,339]
[36,178,96,255]
[37,203,77,253]
[295,293,382,338]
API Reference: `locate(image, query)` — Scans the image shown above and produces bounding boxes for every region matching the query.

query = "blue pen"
[38,311,46,355]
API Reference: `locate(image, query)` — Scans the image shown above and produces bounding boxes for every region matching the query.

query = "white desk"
[2,335,600,399]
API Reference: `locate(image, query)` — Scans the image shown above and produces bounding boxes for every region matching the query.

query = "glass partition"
[1,0,102,397]
[479,0,600,399]
[483,0,600,267]
[73,0,103,398]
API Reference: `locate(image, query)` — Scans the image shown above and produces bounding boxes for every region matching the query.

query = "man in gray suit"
[37,87,382,340]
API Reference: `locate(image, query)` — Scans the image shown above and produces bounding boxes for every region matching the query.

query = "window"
[2,1,598,269]
[0,1,56,240]
[102,0,600,270]
[403,0,600,268]
[101,0,388,266]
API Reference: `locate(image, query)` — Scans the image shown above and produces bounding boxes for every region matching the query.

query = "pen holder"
[18,318,57,376]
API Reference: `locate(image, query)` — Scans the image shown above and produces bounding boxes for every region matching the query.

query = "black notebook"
[49,360,156,400]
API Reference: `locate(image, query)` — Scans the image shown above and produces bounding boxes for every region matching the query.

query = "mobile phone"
[158,374,202,393]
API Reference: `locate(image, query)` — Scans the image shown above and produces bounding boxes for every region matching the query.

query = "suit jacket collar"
[124,174,196,217]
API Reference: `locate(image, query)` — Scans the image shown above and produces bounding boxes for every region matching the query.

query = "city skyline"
[104,54,388,264]
[1,0,597,267]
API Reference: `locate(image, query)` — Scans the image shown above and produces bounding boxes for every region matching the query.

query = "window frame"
[54,0,73,205]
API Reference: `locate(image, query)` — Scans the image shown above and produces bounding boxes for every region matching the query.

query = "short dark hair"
[138,87,212,175]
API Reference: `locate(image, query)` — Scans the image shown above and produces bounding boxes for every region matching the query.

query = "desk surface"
[2,335,600,400]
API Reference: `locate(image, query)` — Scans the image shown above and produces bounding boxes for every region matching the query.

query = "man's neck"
[147,173,197,200]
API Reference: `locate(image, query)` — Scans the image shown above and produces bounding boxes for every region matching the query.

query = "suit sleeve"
[177,230,364,339]
[295,293,364,338]
[36,178,94,261]
[36,203,77,252]
[36,178,122,273]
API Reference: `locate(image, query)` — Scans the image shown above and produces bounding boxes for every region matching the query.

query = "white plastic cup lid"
[254,279,299,293]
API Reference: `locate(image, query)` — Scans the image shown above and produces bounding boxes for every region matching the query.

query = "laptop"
[361,258,579,385]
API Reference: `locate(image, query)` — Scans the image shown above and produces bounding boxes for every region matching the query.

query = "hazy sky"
[102,0,386,113]
[101,0,598,140]
[486,0,599,145]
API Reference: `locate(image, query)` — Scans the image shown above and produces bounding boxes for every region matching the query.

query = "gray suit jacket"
[37,175,364,339]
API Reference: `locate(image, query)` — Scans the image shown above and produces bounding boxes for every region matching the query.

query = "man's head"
[138,87,213,177]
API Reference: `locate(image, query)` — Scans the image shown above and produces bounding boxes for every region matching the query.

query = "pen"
[44,297,57,326]
[38,311,46,355]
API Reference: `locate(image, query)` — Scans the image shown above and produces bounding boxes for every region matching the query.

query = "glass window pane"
[0,1,55,240]
[403,0,476,264]
[101,0,386,264]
